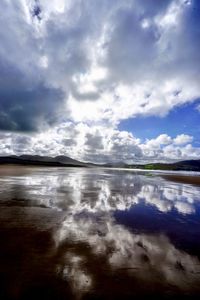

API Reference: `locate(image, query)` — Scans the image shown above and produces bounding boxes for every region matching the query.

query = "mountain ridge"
[0,155,89,167]
[0,155,200,171]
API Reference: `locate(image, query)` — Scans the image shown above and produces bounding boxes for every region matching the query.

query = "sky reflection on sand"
[0,167,199,215]
[1,167,200,298]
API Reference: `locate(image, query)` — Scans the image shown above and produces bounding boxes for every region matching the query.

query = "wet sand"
[1,207,200,300]
[1,166,200,299]
[0,207,72,300]
[162,174,200,186]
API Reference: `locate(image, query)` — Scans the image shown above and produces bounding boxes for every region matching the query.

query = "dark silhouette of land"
[0,155,200,172]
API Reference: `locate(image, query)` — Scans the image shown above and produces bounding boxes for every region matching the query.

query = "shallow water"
[0,166,200,299]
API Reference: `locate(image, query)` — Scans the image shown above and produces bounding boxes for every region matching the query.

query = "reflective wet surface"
[0,166,200,299]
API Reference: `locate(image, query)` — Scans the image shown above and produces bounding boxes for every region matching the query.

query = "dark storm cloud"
[0,59,64,132]
[0,0,67,132]
[0,85,64,132]
[31,0,42,20]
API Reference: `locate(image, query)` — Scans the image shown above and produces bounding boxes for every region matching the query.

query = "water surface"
[1,166,200,299]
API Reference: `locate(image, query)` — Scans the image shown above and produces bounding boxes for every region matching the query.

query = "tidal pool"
[0,166,200,299]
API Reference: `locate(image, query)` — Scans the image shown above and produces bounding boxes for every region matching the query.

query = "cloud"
[0,0,200,160]
[0,122,199,162]
[196,103,200,112]
[68,0,200,124]
[1,0,200,126]
[0,77,64,132]
[0,1,66,132]
[144,134,172,150]
[85,132,104,150]
[162,143,200,160]
[140,133,198,161]
[173,134,193,145]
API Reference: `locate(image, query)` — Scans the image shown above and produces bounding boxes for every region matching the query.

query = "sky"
[0,0,200,163]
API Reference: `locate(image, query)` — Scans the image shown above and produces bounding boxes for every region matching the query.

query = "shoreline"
[1,164,200,186]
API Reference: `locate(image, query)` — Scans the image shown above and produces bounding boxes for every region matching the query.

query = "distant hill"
[142,160,200,171]
[0,155,200,172]
[0,155,90,167]
[103,160,200,172]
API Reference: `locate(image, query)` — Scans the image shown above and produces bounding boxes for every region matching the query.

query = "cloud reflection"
[1,167,200,297]
[55,213,200,296]
[60,253,92,296]
[0,168,199,215]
